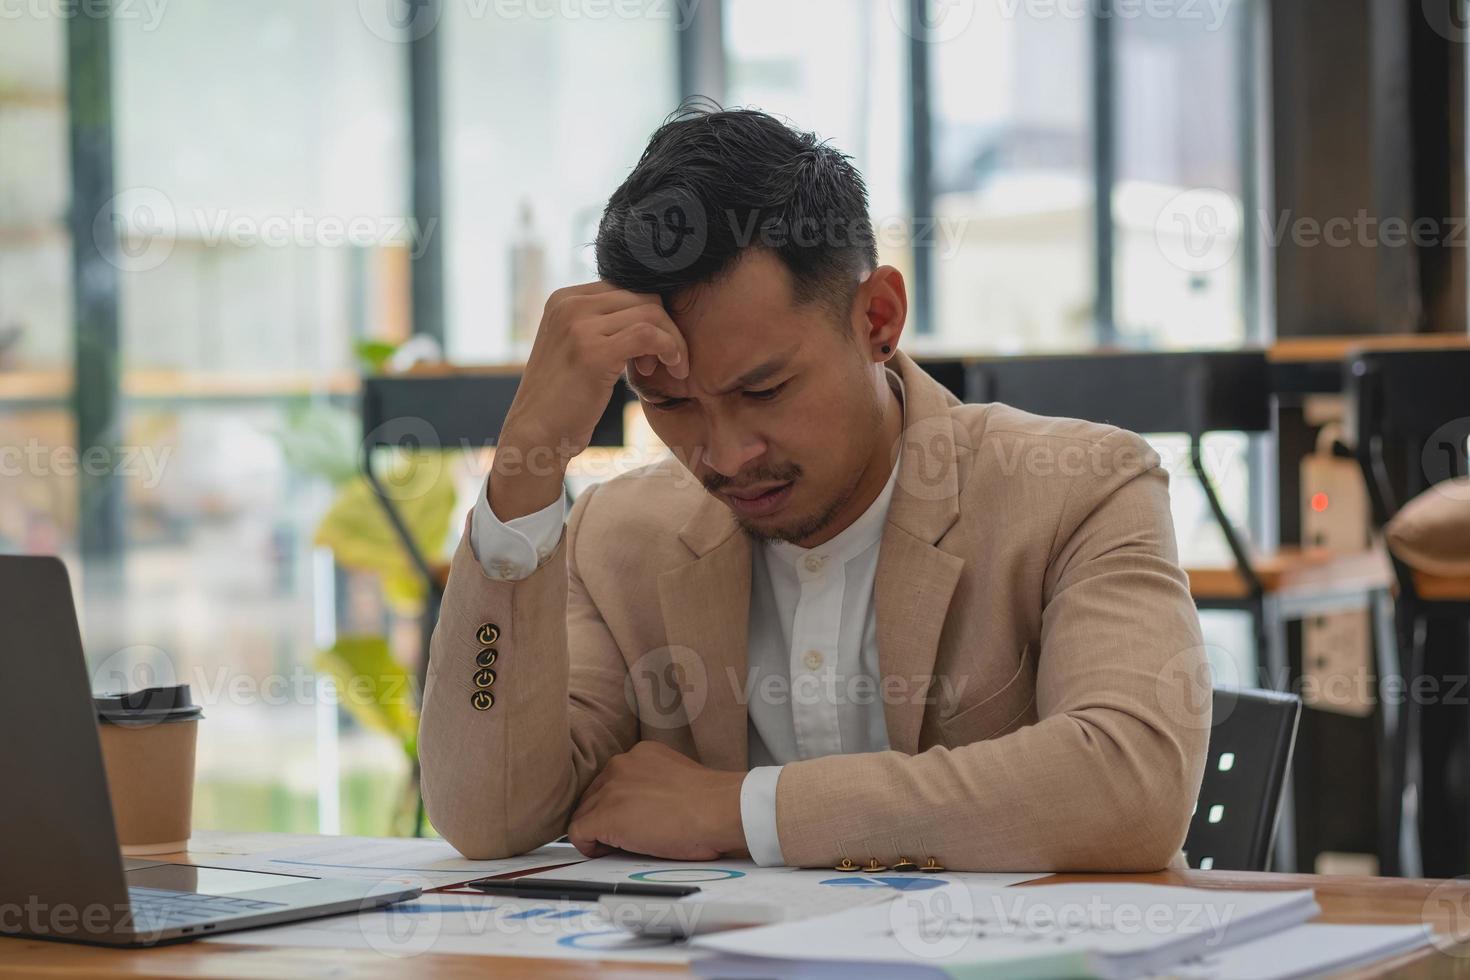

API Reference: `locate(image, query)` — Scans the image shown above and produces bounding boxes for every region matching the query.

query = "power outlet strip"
[1300,449,1373,717]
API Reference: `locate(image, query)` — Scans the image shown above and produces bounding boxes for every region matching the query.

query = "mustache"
[701,462,803,494]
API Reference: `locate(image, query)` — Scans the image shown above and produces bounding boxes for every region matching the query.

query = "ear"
[852,265,907,363]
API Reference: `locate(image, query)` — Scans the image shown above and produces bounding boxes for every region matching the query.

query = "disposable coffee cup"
[94,684,203,856]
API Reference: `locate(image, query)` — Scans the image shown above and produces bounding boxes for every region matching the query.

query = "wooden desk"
[4,833,1470,978]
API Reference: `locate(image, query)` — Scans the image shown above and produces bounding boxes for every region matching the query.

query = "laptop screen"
[125,864,316,897]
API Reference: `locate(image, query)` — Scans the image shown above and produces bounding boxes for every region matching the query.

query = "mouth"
[719,480,795,519]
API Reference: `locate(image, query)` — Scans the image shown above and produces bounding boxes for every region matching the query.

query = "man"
[419,107,1210,872]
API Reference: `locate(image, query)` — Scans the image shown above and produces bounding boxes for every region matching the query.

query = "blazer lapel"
[876,354,969,754]
[657,492,752,772]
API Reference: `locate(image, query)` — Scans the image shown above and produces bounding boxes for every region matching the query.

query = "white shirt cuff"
[740,766,786,867]
[469,475,567,581]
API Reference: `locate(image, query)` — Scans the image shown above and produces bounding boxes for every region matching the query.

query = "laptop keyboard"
[127,886,286,932]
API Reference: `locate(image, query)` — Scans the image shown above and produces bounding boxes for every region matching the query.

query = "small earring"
[880,344,892,354]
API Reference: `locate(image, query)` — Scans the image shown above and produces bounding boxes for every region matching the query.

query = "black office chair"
[1184,686,1302,871]
[1347,347,1470,878]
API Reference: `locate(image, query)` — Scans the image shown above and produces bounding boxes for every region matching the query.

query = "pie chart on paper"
[627,868,748,884]
[818,876,947,891]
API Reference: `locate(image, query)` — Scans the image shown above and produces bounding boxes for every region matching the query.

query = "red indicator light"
[1310,492,1329,513]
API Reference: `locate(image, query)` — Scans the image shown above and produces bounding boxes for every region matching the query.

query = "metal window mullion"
[67,2,123,565]
[408,21,445,345]
[907,0,935,337]
[1091,0,1117,346]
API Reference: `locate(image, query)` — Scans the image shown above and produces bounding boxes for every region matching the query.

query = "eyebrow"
[625,345,799,402]
[717,349,797,395]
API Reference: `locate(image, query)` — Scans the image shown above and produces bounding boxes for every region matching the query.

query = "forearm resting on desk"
[419,488,633,859]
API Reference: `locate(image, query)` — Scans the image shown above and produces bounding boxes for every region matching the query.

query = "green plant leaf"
[313,451,457,614]
[355,339,400,374]
[314,635,419,761]
[264,399,360,486]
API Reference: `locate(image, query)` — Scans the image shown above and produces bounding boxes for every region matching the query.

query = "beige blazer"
[420,353,1210,872]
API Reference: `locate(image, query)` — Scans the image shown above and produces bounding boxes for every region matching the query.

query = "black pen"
[466,877,702,902]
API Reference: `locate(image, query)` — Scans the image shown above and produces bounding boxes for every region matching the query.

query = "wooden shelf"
[0,90,66,110]
[1186,547,1393,601]
[0,369,362,405]
[122,369,360,400]
[1269,333,1470,364]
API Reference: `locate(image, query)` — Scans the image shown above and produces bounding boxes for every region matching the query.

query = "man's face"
[623,250,885,545]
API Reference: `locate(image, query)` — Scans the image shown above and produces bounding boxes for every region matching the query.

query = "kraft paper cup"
[94,685,203,856]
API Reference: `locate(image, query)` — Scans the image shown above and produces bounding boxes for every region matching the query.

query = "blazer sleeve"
[418,482,640,858]
[771,428,1212,872]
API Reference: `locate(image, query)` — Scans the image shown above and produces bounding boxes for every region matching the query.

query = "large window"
[723,0,911,281]
[101,3,412,834]
[927,3,1093,354]
[3,1,1266,836]
[441,4,676,362]
[0,13,72,558]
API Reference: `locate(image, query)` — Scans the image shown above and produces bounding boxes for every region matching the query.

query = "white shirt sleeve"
[740,766,787,866]
[468,475,568,581]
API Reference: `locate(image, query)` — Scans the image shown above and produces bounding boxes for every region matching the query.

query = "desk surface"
[5,831,1470,979]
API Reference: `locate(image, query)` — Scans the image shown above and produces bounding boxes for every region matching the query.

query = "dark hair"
[594,103,878,321]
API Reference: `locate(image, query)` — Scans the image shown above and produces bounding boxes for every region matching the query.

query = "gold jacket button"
[863,858,887,873]
[892,857,918,873]
[476,623,500,645]
[833,858,859,872]
[473,667,496,689]
[471,690,493,711]
[475,648,498,668]
[921,857,945,873]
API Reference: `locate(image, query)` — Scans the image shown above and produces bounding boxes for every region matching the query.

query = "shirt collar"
[767,369,906,570]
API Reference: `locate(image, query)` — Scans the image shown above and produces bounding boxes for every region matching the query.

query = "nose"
[700,416,766,479]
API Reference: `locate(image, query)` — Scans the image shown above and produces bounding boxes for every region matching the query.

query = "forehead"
[669,250,833,372]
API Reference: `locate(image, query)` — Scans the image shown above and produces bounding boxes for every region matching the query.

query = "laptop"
[0,555,419,946]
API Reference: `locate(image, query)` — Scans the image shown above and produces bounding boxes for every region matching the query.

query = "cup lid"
[95,684,204,726]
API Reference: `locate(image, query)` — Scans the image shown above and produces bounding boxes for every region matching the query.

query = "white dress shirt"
[469,383,904,867]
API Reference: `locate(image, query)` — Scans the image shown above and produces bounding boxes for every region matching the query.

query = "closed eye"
[743,382,787,402]
[644,397,689,412]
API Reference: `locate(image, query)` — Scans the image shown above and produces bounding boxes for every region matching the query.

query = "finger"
[556,283,660,320]
[567,827,610,858]
[596,305,689,378]
[631,354,658,377]
[567,807,614,858]
[605,323,689,382]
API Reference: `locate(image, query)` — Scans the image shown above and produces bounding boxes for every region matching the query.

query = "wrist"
[706,769,750,857]
[488,432,569,523]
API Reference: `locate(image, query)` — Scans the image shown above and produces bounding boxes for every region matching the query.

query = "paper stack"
[688,882,1424,979]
